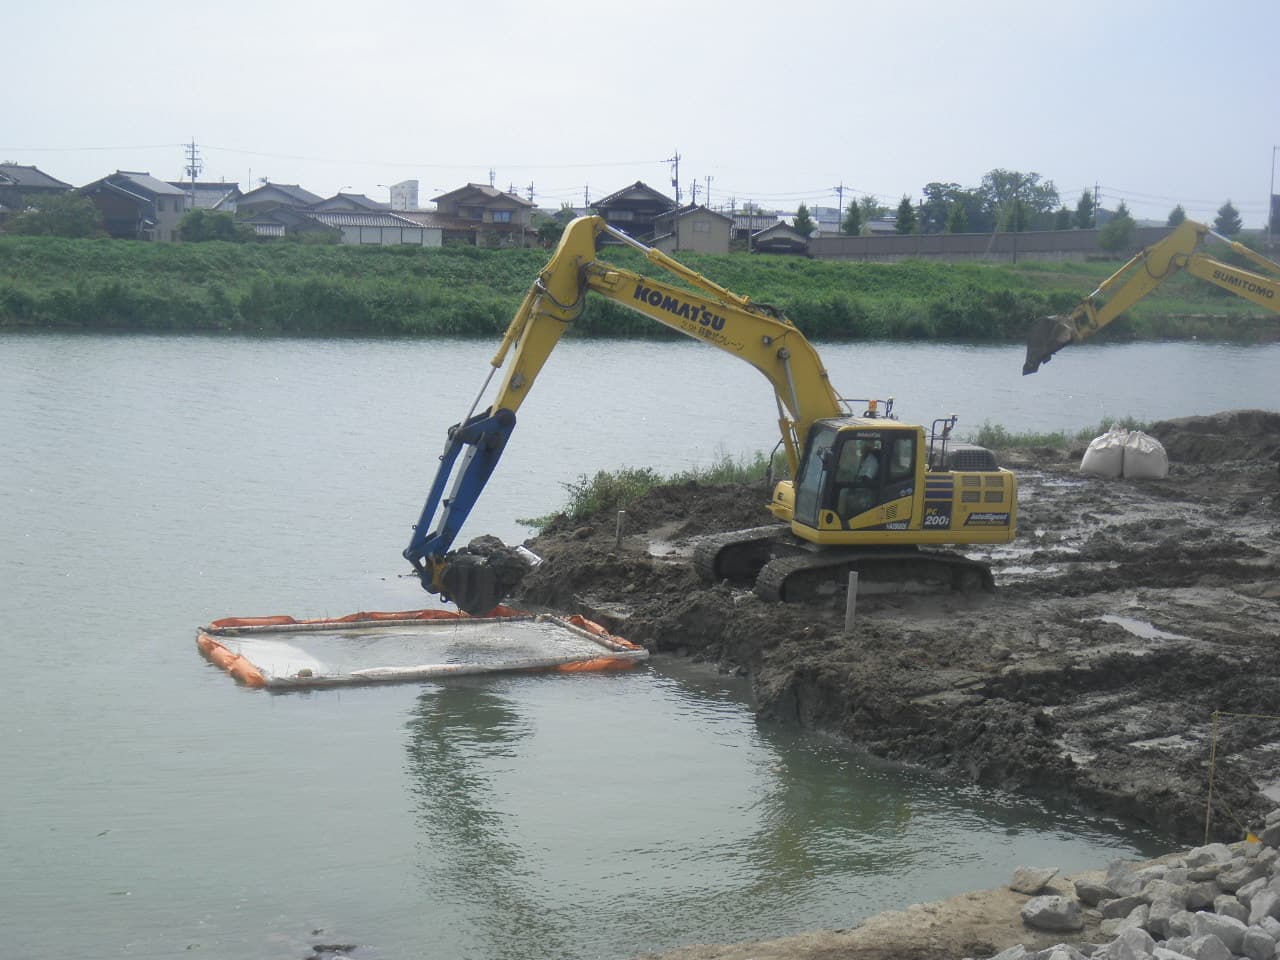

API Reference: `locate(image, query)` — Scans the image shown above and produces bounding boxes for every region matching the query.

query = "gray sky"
[5,0,1277,226]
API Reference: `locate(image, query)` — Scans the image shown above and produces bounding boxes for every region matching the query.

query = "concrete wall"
[338,225,442,246]
[808,226,1174,263]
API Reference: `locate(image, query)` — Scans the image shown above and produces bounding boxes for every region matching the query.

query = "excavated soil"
[508,409,1280,960]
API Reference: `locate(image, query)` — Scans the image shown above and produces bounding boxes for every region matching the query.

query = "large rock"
[1213,894,1248,923]
[1190,912,1248,953]
[1143,879,1188,907]
[1076,878,1117,907]
[1241,926,1277,960]
[1011,866,1061,895]
[1022,895,1085,932]
[1182,934,1233,960]
[1185,881,1221,911]
[1106,861,1146,897]
[1251,888,1280,925]
[1185,844,1234,869]
[1147,896,1182,939]
[1100,895,1148,919]
[1220,859,1269,892]
[1099,927,1156,960]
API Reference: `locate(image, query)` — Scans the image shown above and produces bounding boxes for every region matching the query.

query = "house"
[592,181,676,242]
[241,207,340,241]
[731,211,784,243]
[0,164,73,224]
[236,182,324,217]
[652,204,733,255]
[80,171,189,241]
[307,211,440,246]
[310,192,388,213]
[243,207,440,246]
[395,209,476,246]
[168,181,241,214]
[430,183,534,245]
[751,221,810,255]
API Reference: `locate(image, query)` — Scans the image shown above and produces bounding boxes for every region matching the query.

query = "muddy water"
[5,334,1269,959]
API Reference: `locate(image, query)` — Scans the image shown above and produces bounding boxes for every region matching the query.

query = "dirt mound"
[1148,408,1280,465]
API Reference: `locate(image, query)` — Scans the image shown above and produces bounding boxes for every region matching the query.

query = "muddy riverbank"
[514,410,1280,846]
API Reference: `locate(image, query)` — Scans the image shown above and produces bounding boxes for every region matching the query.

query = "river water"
[4,333,1274,959]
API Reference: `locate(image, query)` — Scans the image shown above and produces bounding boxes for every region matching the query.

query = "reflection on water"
[405,682,568,960]
[397,664,1162,959]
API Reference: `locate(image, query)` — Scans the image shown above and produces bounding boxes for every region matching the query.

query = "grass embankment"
[2,235,1273,340]
[524,419,1142,529]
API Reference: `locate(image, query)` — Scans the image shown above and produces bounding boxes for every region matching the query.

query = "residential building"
[168,180,241,214]
[311,193,389,213]
[751,222,810,255]
[237,182,324,217]
[731,211,784,243]
[81,171,188,241]
[592,181,675,242]
[430,184,534,245]
[652,204,733,255]
[0,164,73,224]
[243,207,440,246]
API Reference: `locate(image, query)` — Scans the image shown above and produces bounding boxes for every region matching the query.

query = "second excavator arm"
[1024,219,1280,374]
[404,215,847,611]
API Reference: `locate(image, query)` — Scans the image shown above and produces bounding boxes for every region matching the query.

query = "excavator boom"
[1024,220,1280,374]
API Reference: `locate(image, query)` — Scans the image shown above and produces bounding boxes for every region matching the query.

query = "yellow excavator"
[405,216,1017,613]
[1024,219,1280,375]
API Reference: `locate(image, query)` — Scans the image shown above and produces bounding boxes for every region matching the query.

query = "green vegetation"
[965,416,1149,449]
[0,233,1275,341]
[519,451,776,529]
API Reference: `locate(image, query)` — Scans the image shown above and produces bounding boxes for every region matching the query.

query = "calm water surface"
[6,334,1269,959]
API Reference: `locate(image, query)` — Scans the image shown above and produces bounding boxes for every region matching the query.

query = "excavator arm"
[1024,220,1280,374]
[404,215,846,610]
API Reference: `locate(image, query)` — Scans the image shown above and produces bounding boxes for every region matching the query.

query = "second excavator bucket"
[1023,315,1075,375]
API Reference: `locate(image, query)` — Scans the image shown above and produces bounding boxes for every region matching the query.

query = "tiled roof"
[0,163,72,190]
[114,171,186,196]
[308,211,424,228]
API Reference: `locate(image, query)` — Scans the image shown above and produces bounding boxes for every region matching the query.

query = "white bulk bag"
[1080,427,1128,478]
[1122,430,1169,479]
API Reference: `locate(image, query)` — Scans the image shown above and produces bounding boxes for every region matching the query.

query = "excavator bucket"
[1023,315,1075,375]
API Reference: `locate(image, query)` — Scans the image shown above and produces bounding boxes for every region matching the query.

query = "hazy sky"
[5,0,1277,226]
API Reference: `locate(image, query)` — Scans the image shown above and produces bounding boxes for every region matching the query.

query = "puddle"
[1092,614,1191,642]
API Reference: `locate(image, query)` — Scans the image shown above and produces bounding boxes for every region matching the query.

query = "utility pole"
[690,181,700,205]
[705,175,713,209]
[584,185,590,210]
[183,138,202,213]
[834,182,845,219]
[1093,182,1100,227]
[667,150,681,206]
[489,168,496,187]
[526,182,535,203]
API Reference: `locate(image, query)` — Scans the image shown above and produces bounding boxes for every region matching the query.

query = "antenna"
[489,168,496,187]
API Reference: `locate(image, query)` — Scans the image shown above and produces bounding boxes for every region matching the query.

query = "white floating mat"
[197,610,647,689]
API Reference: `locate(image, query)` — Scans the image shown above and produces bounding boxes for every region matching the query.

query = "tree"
[1098,200,1135,252]
[1214,200,1243,236]
[976,169,1059,231]
[894,194,917,234]
[7,192,104,238]
[1167,204,1186,227]
[841,200,861,236]
[1054,206,1072,230]
[858,195,888,228]
[945,202,969,234]
[792,203,815,236]
[1072,189,1096,230]
[1001,197,1029,232]
[178,209,254,242]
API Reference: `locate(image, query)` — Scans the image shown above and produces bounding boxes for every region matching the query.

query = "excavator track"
[754,547,993,603]
[693,524,790,583]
